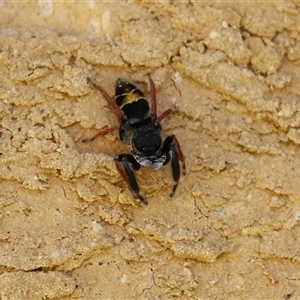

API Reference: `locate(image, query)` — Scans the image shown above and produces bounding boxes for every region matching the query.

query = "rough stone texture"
[0,1,300,299]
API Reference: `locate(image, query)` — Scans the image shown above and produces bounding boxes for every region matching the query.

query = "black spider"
[83,75,186,204]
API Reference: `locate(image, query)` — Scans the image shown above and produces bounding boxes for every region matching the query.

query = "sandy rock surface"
[0,1,300,299]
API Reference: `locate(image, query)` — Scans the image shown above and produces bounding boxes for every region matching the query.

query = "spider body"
[83,76,185,204]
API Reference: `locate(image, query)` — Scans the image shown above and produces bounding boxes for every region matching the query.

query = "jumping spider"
[83,75,185,204]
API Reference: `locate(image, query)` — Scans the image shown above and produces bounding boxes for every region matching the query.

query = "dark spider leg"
[87,78,125,117]
[162,135,186,197]
[82,126,119,143]
[118,122,131,145]
[147,74,157,117]
[114,153,148,205]
[172,135,186,175]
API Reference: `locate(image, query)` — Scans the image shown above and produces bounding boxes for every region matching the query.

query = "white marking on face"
[135,154,166,170]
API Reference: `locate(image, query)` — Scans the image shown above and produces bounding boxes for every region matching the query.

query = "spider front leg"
[115,153,148,205]
[162,135,186,197]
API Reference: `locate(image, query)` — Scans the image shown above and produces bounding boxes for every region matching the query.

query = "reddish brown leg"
[148,74,157,116]
[82,126,118,143]
[88,78,124,117]
[147,75,173,123]
[157,109,173,123]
